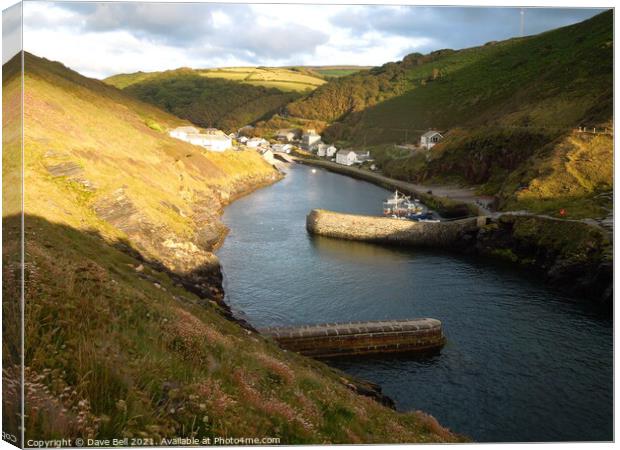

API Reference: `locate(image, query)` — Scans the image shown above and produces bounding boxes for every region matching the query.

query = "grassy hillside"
[106,69,301,132]
[288,11,613,217]
[3,52,463,443]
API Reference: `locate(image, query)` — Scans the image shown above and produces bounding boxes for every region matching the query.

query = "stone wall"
[261,318,445,358]
[306,209,481,248]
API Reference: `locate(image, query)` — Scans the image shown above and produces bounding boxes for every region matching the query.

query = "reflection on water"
[309,235,413,265]
[217,164,612,442]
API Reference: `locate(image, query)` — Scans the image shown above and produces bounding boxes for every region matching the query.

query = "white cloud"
[22,1,607,79]
[2,3,22,64]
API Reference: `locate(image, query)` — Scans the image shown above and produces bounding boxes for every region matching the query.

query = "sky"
[16,1,608,79]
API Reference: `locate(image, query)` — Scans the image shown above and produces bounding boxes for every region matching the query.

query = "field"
[107,66,326,93]
[198,67,325,92]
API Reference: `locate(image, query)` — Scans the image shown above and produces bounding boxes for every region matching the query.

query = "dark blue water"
[217,164,613,442]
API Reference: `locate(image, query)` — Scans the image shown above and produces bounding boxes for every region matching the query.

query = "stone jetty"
[260,318,445,358]
[306,209,483,248]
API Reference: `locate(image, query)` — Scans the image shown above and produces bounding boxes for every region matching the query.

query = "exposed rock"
[45,161,83,177]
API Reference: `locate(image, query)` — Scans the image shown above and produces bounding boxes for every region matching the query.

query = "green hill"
[287,11,613,217]
[105,68,301,132]
[2,52,462,443]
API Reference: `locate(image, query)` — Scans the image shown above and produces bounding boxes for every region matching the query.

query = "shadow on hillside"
[2,213,252,326]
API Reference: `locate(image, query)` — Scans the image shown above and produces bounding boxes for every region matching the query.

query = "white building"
[326,145,338,157]
[316,143,329,157]
[259,148,276,164]
[169,126,231,152]
[272,143,292,154]
[336,149,370,166]
[420,130,443,149]
[247,137,269,148]
[302,129,322,150]
[169,126,200,140]
[336,150,357,166]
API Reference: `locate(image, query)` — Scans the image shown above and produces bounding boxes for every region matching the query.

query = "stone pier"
[260,318,445,358]
[306,209,482,248]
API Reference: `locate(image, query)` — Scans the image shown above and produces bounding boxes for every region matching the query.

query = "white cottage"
[420,131,443,149]
[169,126,200,140]
[302,129,322,150]
[169,126,231,152]
[326,145,337,157]
[335,150,357,166]
[272,143,292,154]
[247,137,269,148]
[259,148,276,164]
[336,149,370,166]
[316,143,329,157]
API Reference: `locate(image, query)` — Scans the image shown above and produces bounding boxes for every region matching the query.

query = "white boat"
[382,190,430,220]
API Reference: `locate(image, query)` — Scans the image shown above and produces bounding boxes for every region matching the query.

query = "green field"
[107,66,326,93]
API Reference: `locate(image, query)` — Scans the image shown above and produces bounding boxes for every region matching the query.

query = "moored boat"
[382,190,432,221]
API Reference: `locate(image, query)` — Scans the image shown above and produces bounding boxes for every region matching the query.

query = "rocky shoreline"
[152,168,399,407]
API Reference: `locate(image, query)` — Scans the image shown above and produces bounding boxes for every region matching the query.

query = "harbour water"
[217,164,612,442]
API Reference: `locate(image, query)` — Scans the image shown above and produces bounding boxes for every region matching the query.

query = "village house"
[326,145,338,157]
[246,137,269,148]
[169,126,200,140]
[272,143,292,154]
[316,143,329,157]
[420,130,443,149]
[259,148,276,164]
[169,126,232,152]
[335,149,370,166]
[301,129,322,150]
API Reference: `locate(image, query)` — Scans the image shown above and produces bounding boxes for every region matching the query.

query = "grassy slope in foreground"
[291,11,613,218]
[3,52,463,443]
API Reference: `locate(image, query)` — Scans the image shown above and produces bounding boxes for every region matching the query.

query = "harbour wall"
[306,209,612,308]
[260,318,445,358]
[306,209,482,248]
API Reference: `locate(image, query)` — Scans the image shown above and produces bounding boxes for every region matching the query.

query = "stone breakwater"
[260,318,445,358]
[306,209,482,247]
[307,209,612,308]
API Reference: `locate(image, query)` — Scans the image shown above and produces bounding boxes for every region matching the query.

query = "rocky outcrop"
[474,214,612,307]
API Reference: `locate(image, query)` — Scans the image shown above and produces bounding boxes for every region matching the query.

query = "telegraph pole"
[520,8,525,37]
